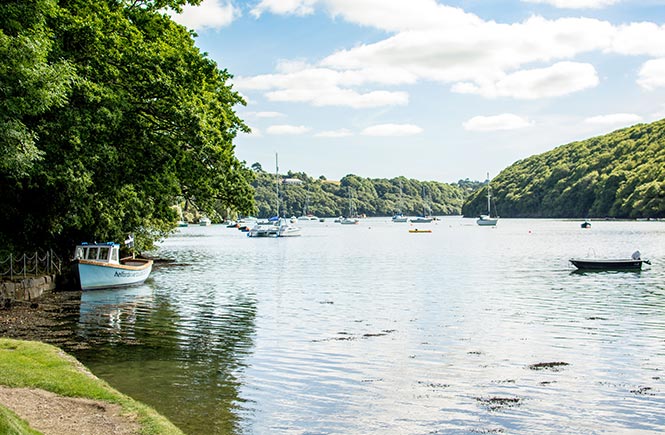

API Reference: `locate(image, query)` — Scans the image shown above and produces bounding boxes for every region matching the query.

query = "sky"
[168,0,665,183]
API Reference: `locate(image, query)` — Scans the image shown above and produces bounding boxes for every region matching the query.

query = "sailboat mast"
[486,172,491,215]
[275,153,280,217]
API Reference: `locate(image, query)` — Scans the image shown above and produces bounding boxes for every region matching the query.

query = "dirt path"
[0,386,141,435]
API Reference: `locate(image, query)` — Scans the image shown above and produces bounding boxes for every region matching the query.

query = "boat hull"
[76,259,153,290]
[569,259,646,270]
[410,218,433,223]
[477,215,498,226]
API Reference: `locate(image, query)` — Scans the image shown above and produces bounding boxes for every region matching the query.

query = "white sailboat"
[340,187,359,225]
[410,186,433,223]
[477,173,499,226]
[248,153,301,237]
[392,182,408,223]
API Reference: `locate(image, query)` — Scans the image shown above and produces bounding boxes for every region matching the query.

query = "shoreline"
[0,338,185,435]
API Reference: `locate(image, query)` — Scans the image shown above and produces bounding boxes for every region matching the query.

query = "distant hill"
[251,172,482,218]
[462,118,665,219]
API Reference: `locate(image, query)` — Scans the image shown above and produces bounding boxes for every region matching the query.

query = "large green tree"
[0,0,254,255]
[0,0,73,177]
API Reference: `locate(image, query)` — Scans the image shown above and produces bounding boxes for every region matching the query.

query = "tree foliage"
[0,0,254,255]
[462,119,665,218]
[251,171,474,218]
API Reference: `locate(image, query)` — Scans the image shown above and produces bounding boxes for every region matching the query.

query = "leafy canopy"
[462,119,665,219]
[0,0,254,255]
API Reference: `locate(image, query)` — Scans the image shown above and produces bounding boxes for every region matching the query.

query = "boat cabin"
[74,242,120,265]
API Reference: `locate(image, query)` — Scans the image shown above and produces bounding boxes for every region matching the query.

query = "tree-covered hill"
[251,170,481,218]
[462,118,665,218]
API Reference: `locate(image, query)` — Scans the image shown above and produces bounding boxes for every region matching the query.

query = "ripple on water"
[60,219,665,435]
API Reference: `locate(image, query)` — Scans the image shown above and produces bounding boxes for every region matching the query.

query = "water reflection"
[6,219,665,435]
[74,265,257,435]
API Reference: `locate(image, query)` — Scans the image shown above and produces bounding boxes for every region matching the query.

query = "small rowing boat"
[409,229,432,233]
[570,251,650,271]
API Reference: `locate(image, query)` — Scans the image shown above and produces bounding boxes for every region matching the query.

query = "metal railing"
[0,250,62,280]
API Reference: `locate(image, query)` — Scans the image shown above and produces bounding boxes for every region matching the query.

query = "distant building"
[282,178,304,185]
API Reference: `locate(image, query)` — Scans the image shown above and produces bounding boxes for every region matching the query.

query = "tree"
[0,0,254,255]
[0,0,74,177]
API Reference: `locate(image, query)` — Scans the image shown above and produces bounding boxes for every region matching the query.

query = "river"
[32,218,665,434]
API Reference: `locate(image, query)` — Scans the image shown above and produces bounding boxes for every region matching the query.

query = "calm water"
[67,218,665,434]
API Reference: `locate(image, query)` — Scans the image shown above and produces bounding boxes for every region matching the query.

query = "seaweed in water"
[528,361,569,371]
[476,396,521,411]
[630,386,654,395]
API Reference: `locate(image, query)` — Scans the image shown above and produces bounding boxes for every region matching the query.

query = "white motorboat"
[73,242,152,291]
[248,217,301,237]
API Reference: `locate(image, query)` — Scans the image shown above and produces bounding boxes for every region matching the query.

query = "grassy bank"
[0,404,42,435]
[0,338,185,435]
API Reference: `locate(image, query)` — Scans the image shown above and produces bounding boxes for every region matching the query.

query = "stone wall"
[0,275,57,304]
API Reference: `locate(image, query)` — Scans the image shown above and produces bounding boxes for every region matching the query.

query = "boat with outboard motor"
[570,250,650,270]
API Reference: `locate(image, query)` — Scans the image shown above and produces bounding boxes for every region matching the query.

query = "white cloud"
[266,87,408,108]
[266,125,311,135]
[245,111,286,118]
[584,113,643,125]
[251,0,317,18]
[452,62,599,99]
[239,0,665,106]
[638,58,665,90]
[463,114,533,132]
[612,23,665,57]
[168,0,239,30]
[522,0,619,9]
[361,124,423,136]
[314,129,354,138]
[234,65,414,108]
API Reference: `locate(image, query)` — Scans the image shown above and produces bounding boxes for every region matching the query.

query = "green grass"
[0,338,185,435]
[0,405,43,435]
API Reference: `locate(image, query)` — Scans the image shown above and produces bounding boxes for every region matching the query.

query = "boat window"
[87,247,99,260]
[75,247,85,260]
[111,247,119,262]
[99,247,110,261]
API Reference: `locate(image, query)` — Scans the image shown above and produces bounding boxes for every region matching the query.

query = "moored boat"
[409,228,432,233]
[247,217,301,237]
[73,242,153,291]
[410,216,433,223]
[477,173,499,226]
[392,214,408,223]
[340,217,359,225]
[570,251,650,270]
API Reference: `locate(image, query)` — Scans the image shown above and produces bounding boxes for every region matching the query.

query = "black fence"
[0,250,62,280]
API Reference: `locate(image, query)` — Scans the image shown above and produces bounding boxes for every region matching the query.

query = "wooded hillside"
[462,119,665,218]
[252,170,480,218]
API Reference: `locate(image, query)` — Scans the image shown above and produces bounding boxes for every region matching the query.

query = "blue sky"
[169,0,665,183]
